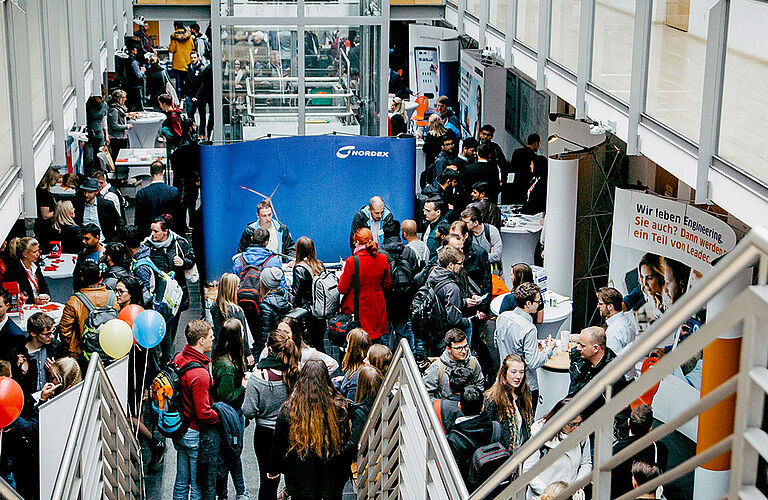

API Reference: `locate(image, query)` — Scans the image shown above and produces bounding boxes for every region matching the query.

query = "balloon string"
[135,347,149,442]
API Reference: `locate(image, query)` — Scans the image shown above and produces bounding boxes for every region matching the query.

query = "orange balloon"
[0,377,24,428]
[118,304,145,328]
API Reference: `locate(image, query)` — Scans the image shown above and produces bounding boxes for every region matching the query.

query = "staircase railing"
[357,338,470,500]
[50,354,143,500]
[0,477,23,500]
[469,226,768,500]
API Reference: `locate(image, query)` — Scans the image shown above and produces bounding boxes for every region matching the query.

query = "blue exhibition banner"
[200,135,416,280]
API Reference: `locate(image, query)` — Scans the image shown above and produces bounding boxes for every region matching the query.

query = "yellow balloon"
[99,319,134,359]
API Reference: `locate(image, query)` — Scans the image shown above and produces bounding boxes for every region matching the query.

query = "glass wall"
[517,0,539,50]
[645,0,708,143]
[549,0,579,72]
[26,0,49,132]
[467,0,481,16]
[489,0,507,30]
[718,1,768,184]
[0,10,13,179]
[591,0,634,103]
[59,0,73,91]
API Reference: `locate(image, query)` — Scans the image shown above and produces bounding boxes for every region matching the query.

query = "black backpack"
[236,255,278,316]
[410,278,449,346]
[151,360,204,439]
[468,421,509,487]
[388,248,414,298]
[420,162,436,189]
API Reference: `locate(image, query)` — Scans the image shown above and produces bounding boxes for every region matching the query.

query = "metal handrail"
[471,226,768,499]
[50,354,143,499]
[0,476,23,500]
[358,339,470,499]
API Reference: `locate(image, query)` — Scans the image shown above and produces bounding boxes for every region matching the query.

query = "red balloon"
[118,304,145,328]
[0,377,24,428]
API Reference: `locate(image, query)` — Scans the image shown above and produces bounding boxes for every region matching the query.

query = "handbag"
[99,145,115,172]
[328,256,360,347]
[175,240,200,283]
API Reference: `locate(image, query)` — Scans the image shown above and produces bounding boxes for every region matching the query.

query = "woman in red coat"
[338,228,392,342]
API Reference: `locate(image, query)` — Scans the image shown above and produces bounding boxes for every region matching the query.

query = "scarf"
[256,353,286,370]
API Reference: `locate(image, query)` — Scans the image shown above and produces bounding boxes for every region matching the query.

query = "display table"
[49,184,76,200]
[537,348,572,419]
[499,212,543,285]
[115,148,167,179]
[126,111,166,148]
[41,253,77,303]
[10,302,65,331]
[491,291,572,340]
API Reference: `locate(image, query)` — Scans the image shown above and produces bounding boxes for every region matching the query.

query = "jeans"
[216,413,247,498]
[371,333,389,346]
[173,428,201,500]
[414,334,425,358]
[388,319,415,352]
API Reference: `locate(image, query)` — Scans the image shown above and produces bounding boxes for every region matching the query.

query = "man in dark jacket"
[173,319,219,499]
[135,161,180,236]
[72,224,104,292]
[237,200,295,261]
[192,62,213,139]
[10,312,64,394]
[133,21,156,62]
[502,133,540,205]
[611,404,669,499]
[73,177,124,242]
[469,182,502,231]
[433,366,475,434]
[478,124,507,197]
[124,45,145,111]
[379,220,423,352]
[425,246,471,356]
[431,135,457,185]
[185,52,206,128]
[568,326,631,438]
[464,143,501,204]
[349,196,394,251]
[446,385,494,487]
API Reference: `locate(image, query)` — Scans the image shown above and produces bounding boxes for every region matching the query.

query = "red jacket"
[175,345,219,430]
[338,249,391,339]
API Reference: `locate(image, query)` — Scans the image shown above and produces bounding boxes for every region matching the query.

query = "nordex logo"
[336,145,390,159]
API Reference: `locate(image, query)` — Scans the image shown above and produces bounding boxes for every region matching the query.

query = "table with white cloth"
[9,302,65,331]
[41,253,77,303]
[498,211,543,286]
[49,184,76,201]
[491,290,572,340]
[126,111,166,148]
[115,148,167,179]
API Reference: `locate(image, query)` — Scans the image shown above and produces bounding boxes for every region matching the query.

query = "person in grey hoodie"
[423,328,484,400]
[242,328,300,500]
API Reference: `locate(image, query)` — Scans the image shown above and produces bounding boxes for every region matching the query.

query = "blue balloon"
[132,310,166,348]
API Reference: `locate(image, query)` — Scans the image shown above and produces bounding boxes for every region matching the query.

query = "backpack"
[436,357,479,389]
[420,162,436,189]
[410,278,450,346]
[301,264,340,319]
[467,421,509,487]
[132,257,184,317]
[151,360,204,439]
[236,255,278,316]
[76,291,119,362]
[388,248,414,298]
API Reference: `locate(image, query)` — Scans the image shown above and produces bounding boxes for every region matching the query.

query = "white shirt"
[605,311,638,379]
[265,223,279,253]
[370,218,382,245]
[83,200,100,229]
[494,308,553,391]
[0,315,8,333]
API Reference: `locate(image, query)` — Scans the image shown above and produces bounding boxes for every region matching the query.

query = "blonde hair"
[391,97,407,120]
[540,481,570,499]
[54,358,82,392]
[216,273,241,317]
[428,114,447,136]
[8,237,39,260]
[37,167,61,190]
[53,200,76,231]
[109,89,127,104]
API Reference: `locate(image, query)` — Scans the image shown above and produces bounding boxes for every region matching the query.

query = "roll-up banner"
[608,188,737,388]
[200,136,416,280]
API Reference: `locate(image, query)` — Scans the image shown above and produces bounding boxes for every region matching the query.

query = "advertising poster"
[414,47,440,101]
[459,63,483,140]
[608,188,737,389]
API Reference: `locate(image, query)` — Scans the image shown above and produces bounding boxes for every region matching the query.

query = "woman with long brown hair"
[268,360,350,500]
[243,327,300,500]
[484,353,534,454]
[338,327,371,401]
[259,316,339,373]
[292,236,328,352]
[337,228,391,343]
[345,365,384,463]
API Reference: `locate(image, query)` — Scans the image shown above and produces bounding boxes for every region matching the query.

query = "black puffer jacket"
[461,239,492,314]
[379,236,423,321]
[426,266,470,330]
[259,287,292,343]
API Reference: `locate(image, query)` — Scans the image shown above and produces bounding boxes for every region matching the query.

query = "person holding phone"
[11,312,65,395]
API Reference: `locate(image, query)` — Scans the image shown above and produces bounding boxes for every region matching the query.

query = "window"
[0,10,14,178]
[591,0,634,104]
[516,0,539,50]
[26,0,49,132]
[549,0,579,72]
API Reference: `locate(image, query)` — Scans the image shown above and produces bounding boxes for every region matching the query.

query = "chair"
[631,356,661,409]
[410,95,429,128]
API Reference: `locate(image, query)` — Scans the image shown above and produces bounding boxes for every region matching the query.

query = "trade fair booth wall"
[200,135,416,280]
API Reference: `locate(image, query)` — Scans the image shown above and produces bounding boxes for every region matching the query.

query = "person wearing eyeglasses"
[521,398,591,499]
[11,312,64,394]
[495,282,556,416]
[423,328,484,400]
